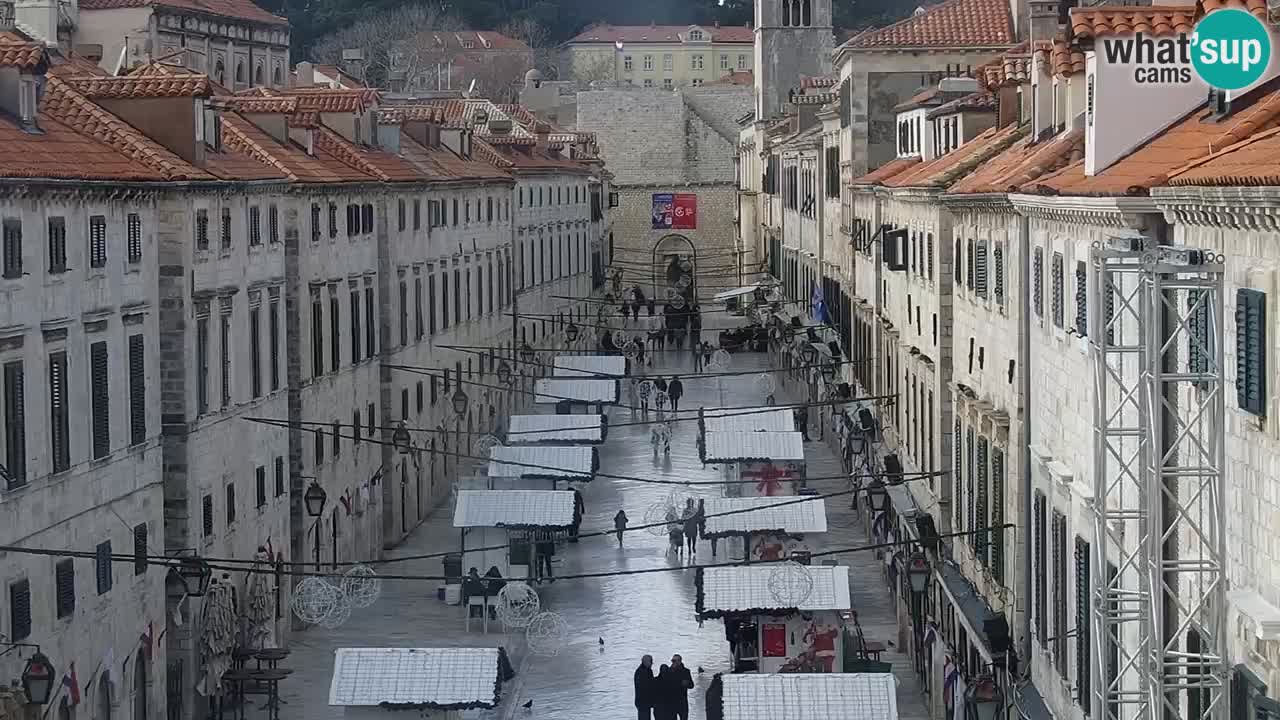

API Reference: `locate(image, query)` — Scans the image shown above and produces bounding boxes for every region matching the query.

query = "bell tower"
[754,0,835,120]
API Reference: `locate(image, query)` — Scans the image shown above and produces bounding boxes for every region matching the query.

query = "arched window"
[214,59,225,85]
[253,63,264,85]
[272,66,282,86]
[791,0,801,26]
[802,0,812,26]
[235,60,245,85]
[781,0,791,26]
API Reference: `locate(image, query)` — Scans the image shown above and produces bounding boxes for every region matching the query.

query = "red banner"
[672,194,697,229]
[762,624,787,657]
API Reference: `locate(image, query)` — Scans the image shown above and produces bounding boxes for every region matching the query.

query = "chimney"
[13,0,59,45]
[295,60,314,88]
[996,85,1020,128]
[534,121,550,152]
[1027,0,1061,46]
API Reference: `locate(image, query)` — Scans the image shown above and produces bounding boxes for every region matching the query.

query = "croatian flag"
[62,663,81,706]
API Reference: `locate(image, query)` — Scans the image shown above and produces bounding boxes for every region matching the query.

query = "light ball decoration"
[623,340,641,361]
[651,422,673,446]
[638,380,655,401]
[755,373,777,396]
[341,565,382,609]
[679,258,693,273]
[291,577,341,625]
[643,500,675,536]
[708,349,732,372]
[675,274,692,290]
[525,611,569,657]
[495,582,541,628]
[319,588,353,629]
[473,433,502,459]
[767,561,815,606]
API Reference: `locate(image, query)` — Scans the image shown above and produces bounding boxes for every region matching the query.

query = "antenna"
[465,78,477,99]
[112,43,128,75]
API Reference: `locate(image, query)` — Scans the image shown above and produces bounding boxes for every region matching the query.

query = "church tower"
[754,0,835,120]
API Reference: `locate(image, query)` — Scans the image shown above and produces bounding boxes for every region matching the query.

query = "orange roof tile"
[1164,126,1280,186]
[471,137,516,170]
[1030,80,1280,195]
[928,90,998,118]
[282,88,380,113]
[49,53,113,78]
[885,123,1026,188]
[65,73,211,98]
[287,110,320,128]
[217,95,299,113]
[78,0,288,25]
[842,0,1014,49]
[378,106,443,125]
[309,126,418,183]
[947,127,1085,194]
[567,24,754,45]
[0,112,167,181]
[220,115,372,183]
[850,156,921,185]
[1070,0,1266,40]
[979,41,1033,90]
[490,143,592,173]
[1033,37,1085,78]
[0,36,45,69]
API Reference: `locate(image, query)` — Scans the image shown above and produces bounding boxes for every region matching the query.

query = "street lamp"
[966,675,1004,720]
[497,359,513,386]
[170,557,213,597]
[866,478,889,513]
[452,388,470,417]
[801,344,818,366]
[304,480,327,517]
[21,651,55,705]
[392,422,413,455]
[566,322,580,343]
[519,342,536,365]
[821,359,838,380]
[907,552,931,594]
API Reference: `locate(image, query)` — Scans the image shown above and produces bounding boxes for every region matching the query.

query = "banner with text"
[651,193,697,230]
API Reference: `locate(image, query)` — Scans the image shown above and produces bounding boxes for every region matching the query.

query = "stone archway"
[650,234,698,306]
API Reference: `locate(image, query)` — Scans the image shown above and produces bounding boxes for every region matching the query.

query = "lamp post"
[865,478,889,514]
[907,551,931,677]
[966,675,1005,720]
[614,40,624,86]
[304,480,326,570]
[21,651,55,705]
[566,321,580,345]
[392,421,413,455]
[166,556,213,597]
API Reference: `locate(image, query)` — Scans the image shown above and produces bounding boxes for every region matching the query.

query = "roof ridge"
[220,117,297,181]
[932,124,1027,187]
[314,126,386,180]
[845,0,1015,49]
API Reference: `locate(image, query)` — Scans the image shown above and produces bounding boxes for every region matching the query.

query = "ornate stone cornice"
[889,186,942,204]
[942,192,1017,214]
[1008,193,1159,228]
[1152,185,1280,231]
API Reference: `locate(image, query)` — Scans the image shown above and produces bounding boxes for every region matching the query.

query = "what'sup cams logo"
[1100,8,1273,90]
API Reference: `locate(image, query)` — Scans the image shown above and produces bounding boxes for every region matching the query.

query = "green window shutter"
[1236,288,1267,416]
[1075,537,1092,713]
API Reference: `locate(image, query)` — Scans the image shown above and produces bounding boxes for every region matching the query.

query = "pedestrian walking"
[536,537,555,582]
[693,341,704,372]
[682,509,699,556]
[668,377,684,413]
[634,655,656,720]
[635,338,646,370]
[622,302,632,322]
[666,509,683,557]
[796,404,811,441]
[570,487,585,543]
[614,509,629,547]
[667,655,695,720]
[690,306,702,347]
[702,341,713,369]
[654,665,676,720]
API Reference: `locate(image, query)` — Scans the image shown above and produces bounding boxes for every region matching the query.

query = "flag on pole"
[62,663,81,706]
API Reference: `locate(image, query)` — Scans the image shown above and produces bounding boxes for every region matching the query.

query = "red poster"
[762,624,787,657]
[672,194,697,229]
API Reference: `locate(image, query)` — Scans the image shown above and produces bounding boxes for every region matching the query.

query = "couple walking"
[634,654,694,720]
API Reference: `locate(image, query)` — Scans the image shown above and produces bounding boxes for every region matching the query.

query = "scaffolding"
[1090,237,1227,720]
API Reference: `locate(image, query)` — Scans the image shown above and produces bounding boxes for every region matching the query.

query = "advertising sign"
[651,193,698,230]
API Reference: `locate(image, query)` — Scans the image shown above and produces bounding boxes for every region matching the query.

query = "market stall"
[698,430,806,497]
[328,647,504,719]
[505,414,608,445]
[696,565,852,673]
[699,407,796,433]
[706,672,899,720]
[486,445,598,489]
[702,496,828,563]
[534,378,619,413]
[453,490,575,581]
[553,354,628,378]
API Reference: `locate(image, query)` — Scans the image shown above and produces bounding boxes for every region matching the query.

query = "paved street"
[281,350,930,720]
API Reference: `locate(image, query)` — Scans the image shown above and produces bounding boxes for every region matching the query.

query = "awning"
[506,414,606,444]
[716,673,898,720]
[935,562,999,663]
[553,354,627,378]
[701,431,805,463]
[487,445,596,480]
[697,565,851,618]
[328,648,499,709]
[452,489,576,528]
[534,378,619,404]
[703,496,828,537]
[702,407,795,433]
[713,283,764,302]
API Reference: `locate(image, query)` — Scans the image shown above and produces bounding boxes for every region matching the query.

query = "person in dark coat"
[796,404,811,441]
[654,377,668,394]
[690,306,702,346]
[666,655,695,720]
[634,655,656,720]
[536,537,555,582]
[653,665,676,720]
[614,509,629,547]
[667,377,684,413]
[570,488,585,542]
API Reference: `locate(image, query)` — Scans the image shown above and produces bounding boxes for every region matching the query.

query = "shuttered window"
[966,429,976,547]
[1052,252,1065,328]
[311,291,324,378]
[1034,492,1047,645]
[1052,509,1068,673]
[274,457,284,497]
[311,203,321,242]
[347,288,360,364]
[128,334,146,446]
[249,306,262,399]
[329,293,341,372]
[415,277,425,338]
[196,209,210,250]
[269,298,280,391]
[49,351,69,473]
[95,540,112,595]
[89,215,107,268]
[2,218,21,278]
[220,206,232,249]
[313,428,323,467]
[196,314,210,413]
[1033,248,1044,317]
[366,403,375,437]
[975,437,989,562]
[248,206,261,246]
[202,494,213,537]
[1236,288,1267,416]
[220,305,232,407]
[953,418,963,531]
[47,216,66,273]
[975,241,988,297]
[332,421,341,457]
[991,448,1005,580]
[993,242,1005,304]
[1189,289,1212,375]
[133,523,147,575]
[268,204,279,244]
[399,281,408,346]
[327,202,337,238]
[1075,536,1092,712]
[954,238,963,285]
[9,579,31,640]
[3,361,24,486]
[256,466,266,508]
[397,199,406,231]
[90,341,110,459]
[1075,261,1089,336]
[225,482,236,524]
[361,203,374,234]
[127,213,142,263]
[966,238,975,289]
[55,559,74,618]
[926,233,934,281]
[364,286,375,358]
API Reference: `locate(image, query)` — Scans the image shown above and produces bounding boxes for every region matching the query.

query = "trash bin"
[443,552,463,585]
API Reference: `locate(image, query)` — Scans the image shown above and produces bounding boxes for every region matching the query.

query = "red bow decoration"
[339,493,352,515]
[755,464,785,496]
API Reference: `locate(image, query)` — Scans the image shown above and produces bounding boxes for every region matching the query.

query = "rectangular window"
[991,448,1005,580]
[274,456,284,497]
[365,286,376,358]
[256,466,267,508]
[397,199,406,232]
[225,481,236,525]
[128,334,146,445]
[1075,261,1089,336]
[1034,492,1047,645]
[353,409,362,446]
[311,203,322,242]
[953,418,963,531]
[993,242,1005,304]
[249,307,262,399]
[975,436,989,562]
[416,381,424,413]
[738,54,747,69]
[269,298,280,391]
[47,216,66,273]
[1237,288,1267,415]
[351,289,362,364]
[663,54,673,71]
[413,199,421,230]
[3,361,25,486]
[196,314,209,414]
[953,238,963,285]
[1033,247,1044,318]
[1076,536,1092,711]
[95,541,112,595]
[248,206,261,246]
[329,202,338,238]
[1052,252,1064,328]
[220,306,232,407]
[89,215,107,268]
[220,206,232,250]
[55,559,74,618]
[347,204,358,237]
[202,494,213,537]
[415,277,424,339]
[90,341,110,459]
[311,291,324,378]
[362,203,374,234]
[624,55,632,71]
[720,54,729,70]
[1052,509,1068,671]
[975,240,988,297]
[133,523,147,575]
[966,238,975,289]
[2,218,21,278]
[453,268,461,325]
[269,205,279,244]
[9,579,30,640]
[428,274,437,334]
[643,55,653,71]
[399,281,408,346]
[692,55,704,70]
[331,421,340,457]
[366,403,375,437]
[329,293,341,372]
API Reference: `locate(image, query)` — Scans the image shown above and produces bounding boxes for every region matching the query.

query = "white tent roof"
[719,673,898,720]
[703,407,795,433]
[534,378,619,404]
[554,354,627,377]
[703,496,828,536]
[700,565,850,612]
[702,431,805,462]
[328,648,498,708]
[452,490,576,528]
[713,283,764,301]
[507,414,605,443]
[487,445,594,479]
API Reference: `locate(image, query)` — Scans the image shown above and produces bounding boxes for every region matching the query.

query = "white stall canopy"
[698,565,850,616]
[716,672,899,720]
[702,407,795,433]
[702,496,828,537]
[487,445,595,480]
[452,490,576,528]
[554,354,627,377]
[328,647,500,711]
[534,378,619,405]
[507,414,606,444]
[701,431,805,463]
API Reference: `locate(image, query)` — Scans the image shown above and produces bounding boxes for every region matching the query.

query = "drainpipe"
[1017,210,1033,665]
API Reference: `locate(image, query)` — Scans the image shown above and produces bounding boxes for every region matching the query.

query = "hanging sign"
[652,193,698,230]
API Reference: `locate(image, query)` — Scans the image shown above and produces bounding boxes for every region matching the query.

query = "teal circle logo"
[1191,9,1272,90]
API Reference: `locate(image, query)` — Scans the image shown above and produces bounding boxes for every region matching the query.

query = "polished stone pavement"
[278,350,931,720]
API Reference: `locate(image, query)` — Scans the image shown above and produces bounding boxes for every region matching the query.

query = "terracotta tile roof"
[1070,0,1266,40]
[712,69,753,86]
[282,88,380,113]
[1030,79,1280,195]
[842,0,1015,49]
[979,41,1032,90]
[49,52,113,78]
[312,64,364,87]
[497,103,541,129]
[567,24,754,45]
[287,110,320,128]
[850,156,921,185]
[800,76,837,89]
[377,105,443,125]
[0,35,46,69]
[1165,126,1280,186]
[204,147,287,181]
[490,143,592,173]
[1030,37,1085,78]
[220,115,372,183]
[65,73,211,98]
[312,126,422,183]
[0,112,168,181]
[471,137,516,170]
[885,123,1026,188]
[927,90,997,118]
[947,127,1085,194]
[78,0,288,25]
[399,135,514,179]
[40,75,209,181]
[216,95,299,113]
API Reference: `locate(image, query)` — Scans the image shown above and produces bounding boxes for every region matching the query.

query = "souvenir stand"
[452,490,575,581]
[505,414,609,446]
[552,354,628,378]
[699,407,796,433]
[698,430,806,498]
[328,647,503,719]
[702,496,828,563]
[696,565,851,673]
[534,378,619,415]
[705,672,899,720]
[485,445,598,489]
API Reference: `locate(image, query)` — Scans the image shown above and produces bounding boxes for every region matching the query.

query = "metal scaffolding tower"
[1090,237,1227,720]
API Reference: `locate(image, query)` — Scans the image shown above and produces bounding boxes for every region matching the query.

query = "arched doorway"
[96,669,111,720]
[133,650,148,720]
[650,233,698,302]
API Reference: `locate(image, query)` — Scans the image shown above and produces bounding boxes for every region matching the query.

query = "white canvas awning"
[702,496,828,537]
[487,445,595,479]
[699,565,850,613]
[713,283,764,301]
[452,490,576,528]
[703,407,795,433]
[702,431,805,463]
[535,378,619,404]
[718,673,898,720]
[507,414,606,444]
[554,354,627,378]
[328,647,499,709]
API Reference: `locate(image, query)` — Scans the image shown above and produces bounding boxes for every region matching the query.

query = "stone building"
[753,0,833,122]
[562,23,753,88]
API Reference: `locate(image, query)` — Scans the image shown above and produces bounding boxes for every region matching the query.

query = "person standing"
[570,487,585,542]
[536,537,554,582]
[666,508,683,557]
[682,507,699,556]
[795,404,811,441]
[668,377,684,414]
[667,655,695,720]
[614,509,629,547]
[690,305,702,347]
[653,665,676,720]
[693,340,704,372]
[634,655,656,720]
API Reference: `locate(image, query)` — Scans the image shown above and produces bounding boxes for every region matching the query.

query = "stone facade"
[753,0,833,121]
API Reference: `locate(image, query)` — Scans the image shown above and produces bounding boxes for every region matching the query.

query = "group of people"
[633,654,695,720]
[665,498,717,558]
